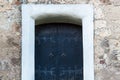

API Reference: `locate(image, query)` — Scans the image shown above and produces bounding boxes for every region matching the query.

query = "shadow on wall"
[35,15,82,26]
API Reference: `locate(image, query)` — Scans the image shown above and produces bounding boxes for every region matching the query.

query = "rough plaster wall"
[0,0,21,80]
[94,1,120,80]
[0,0,120,80]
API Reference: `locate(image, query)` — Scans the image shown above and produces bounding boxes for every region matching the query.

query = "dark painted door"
[35,23,83,80]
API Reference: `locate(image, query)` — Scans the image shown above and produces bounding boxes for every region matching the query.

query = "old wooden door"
[35,23,83,80]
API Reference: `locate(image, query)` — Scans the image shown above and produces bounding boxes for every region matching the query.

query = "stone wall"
[0,0,120,80]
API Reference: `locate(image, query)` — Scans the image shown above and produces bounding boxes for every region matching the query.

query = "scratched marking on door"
[36,66,83,80]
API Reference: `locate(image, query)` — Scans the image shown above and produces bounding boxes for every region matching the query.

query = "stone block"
[106,20,120,35]
[94,6,105,19]
[28,0,38,3]
[34,0,90,4]
[99,0,111,4]
[104,5,120,20]
[94,0,111,5]
[0,13,10,30]
[116,54,120,60]
[95,27,111,37]
[95,20,106,29]
[110,0,120,6]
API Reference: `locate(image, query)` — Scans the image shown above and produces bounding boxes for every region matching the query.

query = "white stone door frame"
[22,4,94,80]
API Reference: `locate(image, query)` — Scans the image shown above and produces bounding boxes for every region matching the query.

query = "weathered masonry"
[1,0,120,80]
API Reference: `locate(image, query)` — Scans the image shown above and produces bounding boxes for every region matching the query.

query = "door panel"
[35,23,83,80]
